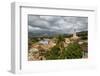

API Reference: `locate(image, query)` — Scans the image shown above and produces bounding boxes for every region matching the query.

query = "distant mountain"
[76,31,88,36]
[28,31,59,38]
[28,31,88,38]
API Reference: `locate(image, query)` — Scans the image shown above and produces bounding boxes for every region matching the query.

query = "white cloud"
[28,25,41,32]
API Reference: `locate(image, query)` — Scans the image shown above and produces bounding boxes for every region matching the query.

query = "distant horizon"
[28,30,88,38]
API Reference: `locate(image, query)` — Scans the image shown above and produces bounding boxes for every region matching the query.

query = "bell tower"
[73,28,77,38]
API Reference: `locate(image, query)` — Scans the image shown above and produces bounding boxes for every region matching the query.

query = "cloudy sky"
[28,15,88,35]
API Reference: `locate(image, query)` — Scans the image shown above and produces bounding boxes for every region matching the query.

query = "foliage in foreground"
[44,42,83,60]
[64,43,83,59]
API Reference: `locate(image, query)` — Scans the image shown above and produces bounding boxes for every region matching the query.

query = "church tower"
[73,28,77,38]
[71,27,80,40]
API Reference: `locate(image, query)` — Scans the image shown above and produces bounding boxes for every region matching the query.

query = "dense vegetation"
[64,43,83,59]
[45,42,83,59]
[77,31,88,40]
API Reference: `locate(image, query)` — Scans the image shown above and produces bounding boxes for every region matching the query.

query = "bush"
[81,36,88,40]
[65,43,83,59]
[44,42,83,60]
[45,46,60,60]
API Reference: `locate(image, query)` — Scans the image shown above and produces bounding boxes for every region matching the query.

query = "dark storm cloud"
[28,15,88,34]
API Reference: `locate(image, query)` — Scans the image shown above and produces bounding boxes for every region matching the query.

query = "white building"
[39,39,50,45]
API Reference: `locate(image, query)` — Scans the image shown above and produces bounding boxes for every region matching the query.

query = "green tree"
[44,35,83,60]
[45,46,60,60]
[65,42,83,59]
